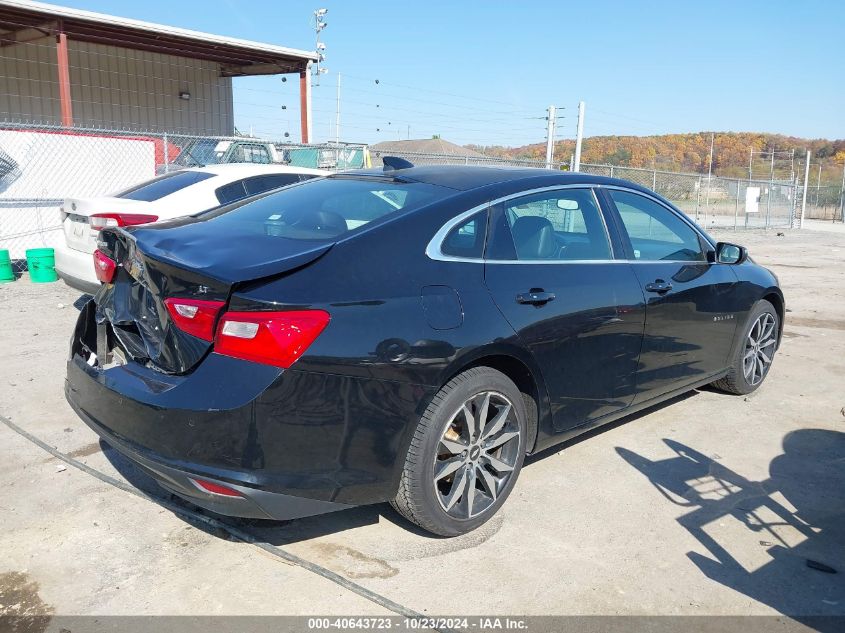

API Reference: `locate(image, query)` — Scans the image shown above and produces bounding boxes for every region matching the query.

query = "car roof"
[183,164,328,177]
[341,164,652,193]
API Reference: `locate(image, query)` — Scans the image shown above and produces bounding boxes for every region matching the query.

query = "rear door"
[600,188,739,402]
[483,187,645,432]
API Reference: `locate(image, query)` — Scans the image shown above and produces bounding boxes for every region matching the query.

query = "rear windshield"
[174,139,222,166]
[116,170,214,202]
[203,176,447,240]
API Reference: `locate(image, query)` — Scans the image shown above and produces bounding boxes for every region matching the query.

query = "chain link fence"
[369,151,814,230]
[0,122,368,269]
[579,164,804,230]
[2,121,841,271]
[802,185,844,221]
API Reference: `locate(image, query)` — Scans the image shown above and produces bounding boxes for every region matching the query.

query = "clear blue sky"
[59,0,845,145]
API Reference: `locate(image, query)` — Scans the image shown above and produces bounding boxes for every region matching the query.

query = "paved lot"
[1,227,843,621]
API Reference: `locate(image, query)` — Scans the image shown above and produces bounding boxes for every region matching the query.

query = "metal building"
[0,0,317,140]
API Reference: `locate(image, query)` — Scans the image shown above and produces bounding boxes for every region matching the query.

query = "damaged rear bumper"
[65,356,353,520]
[65,299,431,518]
[67,385,350,520]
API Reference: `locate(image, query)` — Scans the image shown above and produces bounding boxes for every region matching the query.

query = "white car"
[55,164,327,293]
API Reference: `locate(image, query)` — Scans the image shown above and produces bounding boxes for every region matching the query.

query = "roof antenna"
[382,156,414,172]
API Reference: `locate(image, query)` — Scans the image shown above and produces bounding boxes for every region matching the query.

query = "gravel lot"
[1,225,843,624]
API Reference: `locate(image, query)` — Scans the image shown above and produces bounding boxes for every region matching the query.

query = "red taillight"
[164,298,225,342]
[89,213,159,229]
[190,478,242,497]
[93,249,117,283]
[214,310,330,368]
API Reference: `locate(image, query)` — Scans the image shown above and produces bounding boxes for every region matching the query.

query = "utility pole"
[766,148,775,228]
[335,72,341,145]
[705,133,714,208]
[769,148,775,183]
[816,162,822,207]
[544,105,556,169]
[801,150,811,229]
[573,101,585,172]
[839,159,845,223]
[749,148,753,181]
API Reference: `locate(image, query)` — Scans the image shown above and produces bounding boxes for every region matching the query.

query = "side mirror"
[716,242,747,265]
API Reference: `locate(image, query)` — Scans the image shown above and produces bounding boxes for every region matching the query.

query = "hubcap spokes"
[743,312,777,386]
[434,391,520,519]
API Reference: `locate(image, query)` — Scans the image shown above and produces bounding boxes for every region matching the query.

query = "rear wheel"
[712,299,779,395]
[391,367,527,536]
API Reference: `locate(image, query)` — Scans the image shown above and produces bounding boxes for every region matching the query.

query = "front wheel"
[712,299,779,395]
[391,367,527,537]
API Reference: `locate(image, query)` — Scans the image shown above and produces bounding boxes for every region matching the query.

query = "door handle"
[516,290,556,305]
[644,279,673,294]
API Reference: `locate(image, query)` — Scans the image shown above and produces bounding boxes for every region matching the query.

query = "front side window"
[609,190,705,262]
[492,188,611,261]
[116,170,214,202]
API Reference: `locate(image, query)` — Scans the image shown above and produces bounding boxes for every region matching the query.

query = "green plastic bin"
[25,247,58,283]
[0,249,14,283]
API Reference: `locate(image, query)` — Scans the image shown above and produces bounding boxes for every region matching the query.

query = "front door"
[601,188,740,403]
[483,187,645,432]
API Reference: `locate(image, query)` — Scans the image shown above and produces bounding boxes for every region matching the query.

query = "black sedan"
[66,161,784,536]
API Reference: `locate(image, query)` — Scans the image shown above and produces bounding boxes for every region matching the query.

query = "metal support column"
[56,29,73,127]
[300,66,312,144]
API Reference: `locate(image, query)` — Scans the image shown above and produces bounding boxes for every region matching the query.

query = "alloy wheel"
[743,312,777,386]
[433,391,521,519]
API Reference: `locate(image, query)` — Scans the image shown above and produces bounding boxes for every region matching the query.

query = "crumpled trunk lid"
[93,220,332,374]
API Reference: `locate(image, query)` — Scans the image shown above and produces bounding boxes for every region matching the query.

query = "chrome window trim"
[426,184,615,264]
[425,183,715,265]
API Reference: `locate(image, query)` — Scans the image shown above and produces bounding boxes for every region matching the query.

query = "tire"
[391,367,527,537]
[712,299,779,395]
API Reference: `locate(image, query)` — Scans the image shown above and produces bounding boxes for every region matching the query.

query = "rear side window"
[117,171,214,202]
[243,173,303,195]
[204,177,447,241]
[215,180,248,205]
[441,211,487,259]
[216,174,315,205]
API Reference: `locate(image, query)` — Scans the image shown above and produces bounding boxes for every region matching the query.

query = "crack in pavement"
[0,413,454,630]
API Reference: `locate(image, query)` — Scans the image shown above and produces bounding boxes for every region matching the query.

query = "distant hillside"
[468,132,845,185]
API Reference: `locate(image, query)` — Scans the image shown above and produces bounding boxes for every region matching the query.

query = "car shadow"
[615,430,845,628]
[99,389,707,546]
[526,390,699,465]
